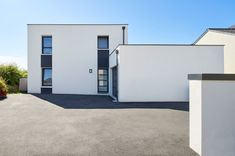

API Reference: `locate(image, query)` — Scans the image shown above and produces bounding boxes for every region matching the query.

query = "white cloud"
[0,56,27,69]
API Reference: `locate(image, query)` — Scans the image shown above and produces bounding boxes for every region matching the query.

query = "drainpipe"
[116,49,119,102]
[122,26,126,45]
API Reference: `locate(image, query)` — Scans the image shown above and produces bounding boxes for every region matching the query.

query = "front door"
[112,67,118,98]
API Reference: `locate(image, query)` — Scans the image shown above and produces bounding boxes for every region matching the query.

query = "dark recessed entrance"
[112,66,118,98]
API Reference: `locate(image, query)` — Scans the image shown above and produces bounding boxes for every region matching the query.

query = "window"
[42,36,52,54]
[98,69,108,93]
[97,36,109,93]
[42,68,52,86]
[98,36,109,49]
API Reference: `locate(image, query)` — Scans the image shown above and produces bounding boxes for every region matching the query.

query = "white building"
[28,24,128,95]
[195,27,235,73]
[28,24,225,102]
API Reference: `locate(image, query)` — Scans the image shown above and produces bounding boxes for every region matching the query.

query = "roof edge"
[110,43,224,56]
[193,29,209,45]
[117,44,224,46]
[27,24,128,26]
[208,28,235,30]
[194,28,235,44]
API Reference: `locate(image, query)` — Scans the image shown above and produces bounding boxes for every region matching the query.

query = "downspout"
[122,26,126,45]
[116,49,119,102]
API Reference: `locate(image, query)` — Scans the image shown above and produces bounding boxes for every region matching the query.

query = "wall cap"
[188,74,235,81]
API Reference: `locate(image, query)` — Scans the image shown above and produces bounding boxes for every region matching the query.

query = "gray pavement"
[0,94,198,156]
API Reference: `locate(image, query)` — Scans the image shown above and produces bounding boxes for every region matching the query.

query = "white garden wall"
[189,75,235,156]
[117,45,224,102]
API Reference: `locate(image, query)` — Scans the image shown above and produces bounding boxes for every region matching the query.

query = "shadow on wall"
[31,94,189,111]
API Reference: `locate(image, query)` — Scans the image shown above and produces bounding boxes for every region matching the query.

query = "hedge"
[0,64,27,93]
[0,77,8,97]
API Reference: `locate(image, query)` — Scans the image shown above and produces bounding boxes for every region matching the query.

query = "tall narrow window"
[97,36,109,93]
[42,36,52,54]
[42,68,52,86]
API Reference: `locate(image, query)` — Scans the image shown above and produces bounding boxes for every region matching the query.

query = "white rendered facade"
[110,45,224,102]
[28,24,128,94]
[195,29,235,73]
[189,75,235,156]
[28,24,224,102]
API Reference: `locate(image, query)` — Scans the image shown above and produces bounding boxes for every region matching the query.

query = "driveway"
[0,94,198,156]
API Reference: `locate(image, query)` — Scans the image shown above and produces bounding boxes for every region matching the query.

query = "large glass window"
[98,36,109,49]
[98,69,108,93]
[42,36,52,54]
[42,68,52,86]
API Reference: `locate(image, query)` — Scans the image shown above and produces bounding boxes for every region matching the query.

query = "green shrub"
[20,70,28,78]
[0,77,8,97]
[0,64,27,93]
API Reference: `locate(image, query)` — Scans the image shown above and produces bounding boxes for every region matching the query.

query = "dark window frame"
[42,36,52,54]
[97,36,109,49]
[97,36,109,93]
[98,50,109,67]
[42,68,52,86]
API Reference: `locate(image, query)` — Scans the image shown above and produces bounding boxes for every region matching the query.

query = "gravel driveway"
[0,94,198,156]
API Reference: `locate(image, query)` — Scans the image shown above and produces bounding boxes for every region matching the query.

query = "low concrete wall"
[189,74,235,156]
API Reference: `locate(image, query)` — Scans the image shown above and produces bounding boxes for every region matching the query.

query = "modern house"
[28,24,128,95]
[28,24,225,102]
[194,26,235,73]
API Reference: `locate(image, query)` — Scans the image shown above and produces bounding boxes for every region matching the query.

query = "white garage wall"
[117,45,224,102]
[195,30,235,73]
[28,24,128,94]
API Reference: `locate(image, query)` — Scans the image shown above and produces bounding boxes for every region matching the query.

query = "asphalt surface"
[0,94,198,156]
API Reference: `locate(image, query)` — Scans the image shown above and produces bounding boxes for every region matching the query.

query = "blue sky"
[0,0,235,69]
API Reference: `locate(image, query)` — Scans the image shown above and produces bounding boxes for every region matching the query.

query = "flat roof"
[117,44,224,46]
[110,44,224,56]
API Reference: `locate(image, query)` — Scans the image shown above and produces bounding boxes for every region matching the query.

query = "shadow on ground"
[0,97,7,101]
[31,94,189,111]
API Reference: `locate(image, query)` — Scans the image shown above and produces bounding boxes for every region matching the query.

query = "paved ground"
[0,94,198,156]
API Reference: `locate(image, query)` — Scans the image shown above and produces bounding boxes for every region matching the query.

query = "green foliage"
[0,64,27,93]
[0,77,8,96]
[20,70,28,78]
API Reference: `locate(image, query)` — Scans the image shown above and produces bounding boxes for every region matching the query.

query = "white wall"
[28,26,41,93]
[195,31,235,73]
[202,81,235,156]
[28,24,128,94]
[117,45,224,102]
[109,50,118,96]
[190,79,235,156]
[189,80,202,155]
[109,50,118,68]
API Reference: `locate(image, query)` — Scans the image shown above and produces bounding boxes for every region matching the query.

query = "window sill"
[41,86,52,88]
[41,54,52,55]
[98,49,109,50]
